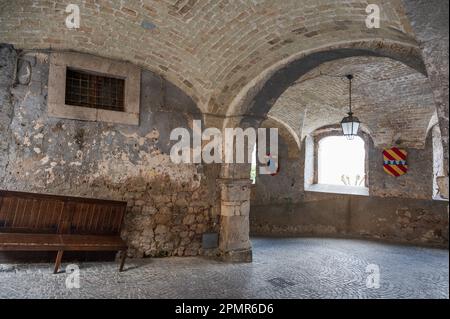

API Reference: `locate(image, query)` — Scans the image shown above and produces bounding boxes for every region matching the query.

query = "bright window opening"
[250,145,257,184]
[318,136,366,187]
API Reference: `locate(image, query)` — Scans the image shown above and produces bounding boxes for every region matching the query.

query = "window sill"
[305,184,369,196]
[48,103,139,125]
[432,195,449,202]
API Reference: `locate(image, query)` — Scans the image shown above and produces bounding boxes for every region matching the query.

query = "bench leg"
[119,250,127,272]
[54,250,64,274]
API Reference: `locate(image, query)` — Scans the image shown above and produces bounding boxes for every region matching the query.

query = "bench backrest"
[0,190,127,236]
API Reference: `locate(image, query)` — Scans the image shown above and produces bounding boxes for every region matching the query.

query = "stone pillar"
[402,0,449,197]
[214,112,256,262]
[218,178,252,262]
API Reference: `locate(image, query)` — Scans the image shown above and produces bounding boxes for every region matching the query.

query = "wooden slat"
[11,197,19,227]
[0,190,128,263]
[0,196,7,227]
[0,233,63,250]
[0,191,130,234]
[0,190,126,206]
[0,233,126,251]
[28,199,36,229]
[61,235,127,250]
[5,197,13,227]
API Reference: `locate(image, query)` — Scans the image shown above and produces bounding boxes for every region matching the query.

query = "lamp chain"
[348,75,352,115]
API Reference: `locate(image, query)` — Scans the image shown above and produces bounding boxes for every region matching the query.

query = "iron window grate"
[65,68,125,112]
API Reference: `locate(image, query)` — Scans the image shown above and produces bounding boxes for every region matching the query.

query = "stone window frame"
[305,126,370,190]
[430,124,447,200]
[48,52,140,125]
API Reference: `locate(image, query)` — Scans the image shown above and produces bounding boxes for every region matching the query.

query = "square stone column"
[218,178,252,262]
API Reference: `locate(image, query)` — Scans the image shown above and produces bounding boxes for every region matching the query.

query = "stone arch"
[218,39,427,262]
[220,40,428,185]
[263,116,301,159]
[223,39,426,130]
[2,1,421,116]
[252,116,304,205]
[426,112,440,138]
[217,112,304,263]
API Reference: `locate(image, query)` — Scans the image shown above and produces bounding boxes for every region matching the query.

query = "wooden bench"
[0,190,128,273]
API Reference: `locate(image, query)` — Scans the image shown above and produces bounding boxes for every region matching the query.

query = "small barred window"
[65,68,125,112]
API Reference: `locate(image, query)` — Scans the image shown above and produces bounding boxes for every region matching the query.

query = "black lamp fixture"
[340,74,360,140]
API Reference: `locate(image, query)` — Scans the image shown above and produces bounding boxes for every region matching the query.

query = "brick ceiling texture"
[269,56,435,148]
[0,0,433,147]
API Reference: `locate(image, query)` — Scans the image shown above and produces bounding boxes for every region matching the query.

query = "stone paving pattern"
[0,238,448,299]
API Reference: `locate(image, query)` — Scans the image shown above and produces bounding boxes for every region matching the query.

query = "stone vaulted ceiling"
[268,56,435,148]
[0,0,417,115]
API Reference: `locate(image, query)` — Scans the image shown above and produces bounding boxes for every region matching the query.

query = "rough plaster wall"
[252,136,303,205]
[369,135,433,200]
[0,44,15,184]
[402,0,449,175]
[0,46,220,258]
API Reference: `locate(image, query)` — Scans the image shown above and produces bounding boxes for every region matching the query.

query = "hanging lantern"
[340,74,360,140]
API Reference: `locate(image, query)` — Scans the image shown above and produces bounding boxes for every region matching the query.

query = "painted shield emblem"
[266,153,280,176]
[383,147,408,177]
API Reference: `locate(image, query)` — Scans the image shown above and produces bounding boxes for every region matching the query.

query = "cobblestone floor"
[0,237,448,299]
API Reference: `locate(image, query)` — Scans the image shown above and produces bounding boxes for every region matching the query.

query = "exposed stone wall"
[0,44,15,184]
[402,0,449,192]
[250,193,449,248]
[0,45,220,258]
[250,124,447,246]
[1,0,448,260]
[252,135,304,205]
[369,135,433,200]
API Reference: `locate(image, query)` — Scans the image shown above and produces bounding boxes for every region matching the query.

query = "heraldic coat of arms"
[383,147,408,177]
